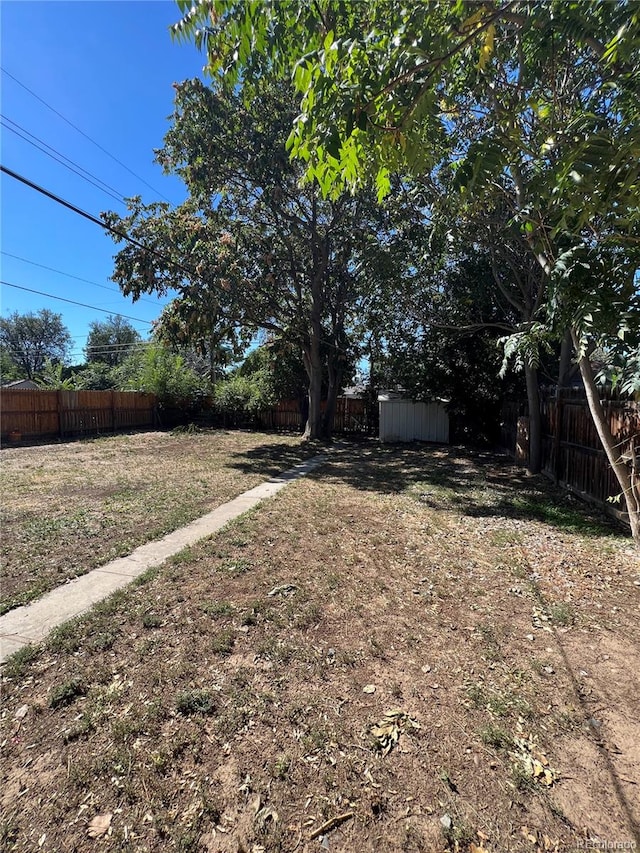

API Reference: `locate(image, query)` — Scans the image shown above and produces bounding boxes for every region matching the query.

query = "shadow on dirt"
[230,435,623,540]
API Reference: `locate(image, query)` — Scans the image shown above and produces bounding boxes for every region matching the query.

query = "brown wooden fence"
[500,390,639,524]
[1,389,157,442]
[211,396,378,434]
[260,397,376,433]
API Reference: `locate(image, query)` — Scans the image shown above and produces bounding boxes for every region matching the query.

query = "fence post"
[111,390,116,433]
[58,389,64,438]
[553,389,564,484]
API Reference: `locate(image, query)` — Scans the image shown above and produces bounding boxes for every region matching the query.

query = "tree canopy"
[172,0,640,536]
[84,315,142,367]
[0,309,71,380]
[103,80,412,439]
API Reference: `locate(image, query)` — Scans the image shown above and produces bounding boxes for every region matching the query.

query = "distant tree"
[0,349,23,382]
[0,309,71,380]
[84,315,142,366]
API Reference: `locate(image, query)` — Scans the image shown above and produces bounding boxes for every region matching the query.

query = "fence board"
[501,390,639,526]
[1,389,157,441]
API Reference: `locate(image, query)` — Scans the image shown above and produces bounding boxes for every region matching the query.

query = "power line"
[1,164,195,281]
[1,115,127,206]
[1,251,166,308]
[1,166,351,359]
[0,281,154,324]
[1,66,172,203]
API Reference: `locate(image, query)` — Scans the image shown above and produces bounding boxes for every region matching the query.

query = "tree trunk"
[558,330,573,389]
[524,363,542,474]
[572,331,639,541]
[321,359,344,440]
[302,322,323,441]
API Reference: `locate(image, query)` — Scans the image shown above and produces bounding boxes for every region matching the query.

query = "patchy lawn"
[1,443,639,853]
[0,429,312,614]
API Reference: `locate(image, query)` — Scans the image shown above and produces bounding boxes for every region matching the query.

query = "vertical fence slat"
[501,390,639,525]
[1,390,157,441]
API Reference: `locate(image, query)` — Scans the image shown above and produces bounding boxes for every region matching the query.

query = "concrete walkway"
[0,453,328,664]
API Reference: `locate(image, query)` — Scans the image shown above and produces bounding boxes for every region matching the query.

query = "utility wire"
[1,115,128,206]
[1,66,172,203]
[1,251,166,308]
[1,165,351,358]
[1,164,195,281]
[0,281,153,324]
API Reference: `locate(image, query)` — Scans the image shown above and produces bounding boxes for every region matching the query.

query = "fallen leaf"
[255,806,278,829]
[470,845,488,853]
[367,709,420,757]
[88,813,112,839]
[15,705,28,721]
[362,684,376,694]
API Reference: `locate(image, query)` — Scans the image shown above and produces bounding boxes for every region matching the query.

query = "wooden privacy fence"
[258,397,377,434]
[213,397,378,434]
[0,389,157,441]
[500,390,639,523]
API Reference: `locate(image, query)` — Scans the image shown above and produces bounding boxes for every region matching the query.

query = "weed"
[169,546,196,567]
[142,613,162,629]
[479,724,513,750]
[47,619,84,653]
[442,818,476,850]
[258,638,295,664]
[63,713,95,743]
[89,631,119,652]
[477,624,502,661]
[2,644,39,678]
[211,629,235,656]
[326,571,340,590]
[0,816,19,847]
[131,566,161,587]
[176,690,216,716]
[201,601,235,618]
[401,823,427,852]
[490,529,523,547]
[369,634,387,659]
[92,588,130,617]
[465,683,487,709]
[293,602,322,629]
[390,680,404,700]
[274,753,291,780]
[303,725,330,753]
[49,678,86,709]
[549,602,575,627]
[511,761,535,791]
[219,557,251,575]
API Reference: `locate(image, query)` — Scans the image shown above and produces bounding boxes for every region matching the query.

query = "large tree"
[103,80,403,439]
[84,315,142,367]
[174,0,640,537]
[0,309,71,380]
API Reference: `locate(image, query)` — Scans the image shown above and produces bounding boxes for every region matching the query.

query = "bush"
[118,344,209,413]
[214,369,276,418]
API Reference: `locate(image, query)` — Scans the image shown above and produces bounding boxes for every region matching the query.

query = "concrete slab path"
[0,453,328,664]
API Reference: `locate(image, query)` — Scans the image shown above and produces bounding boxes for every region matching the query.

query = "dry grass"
[1,443,639,853]
[0,429,312,614]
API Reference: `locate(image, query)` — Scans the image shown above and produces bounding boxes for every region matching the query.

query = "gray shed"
[378,392,449,444]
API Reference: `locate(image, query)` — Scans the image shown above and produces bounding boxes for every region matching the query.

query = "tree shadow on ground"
[227,435,624,539]
[330,440,622,538]
[223,435,318,480]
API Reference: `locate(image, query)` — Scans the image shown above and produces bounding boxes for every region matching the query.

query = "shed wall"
[379,399,449,443]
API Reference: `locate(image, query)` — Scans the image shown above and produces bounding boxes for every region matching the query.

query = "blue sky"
[1,0,205,364]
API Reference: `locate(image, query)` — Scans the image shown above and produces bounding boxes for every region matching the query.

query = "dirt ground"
[0,429,312,614]
[1,441,639,853]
